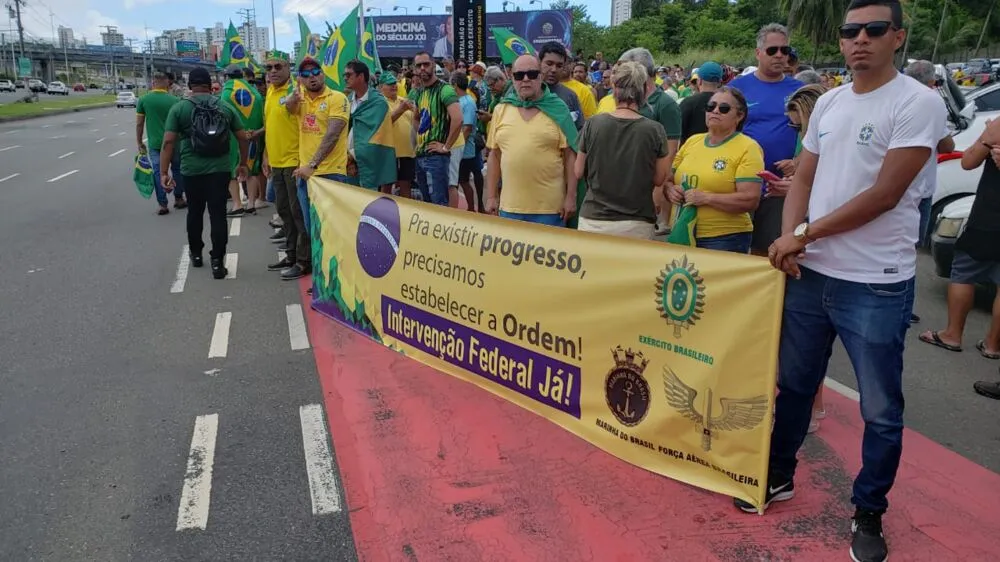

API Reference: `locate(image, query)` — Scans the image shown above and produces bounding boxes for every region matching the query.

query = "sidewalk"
[302,283,999,562]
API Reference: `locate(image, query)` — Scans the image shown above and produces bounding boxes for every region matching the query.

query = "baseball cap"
[697,61,724,83]
[298,57,320,71]
[224,64,244,79]
[472,61,486,73]
[189,67,212,87]
[788,48,799,61]
[379,73,397,86]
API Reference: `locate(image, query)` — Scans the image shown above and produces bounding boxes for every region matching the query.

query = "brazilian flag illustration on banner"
[320,5,359,92]
[492,27,536,65]
[360,18,382,74]
[218,22,250,69]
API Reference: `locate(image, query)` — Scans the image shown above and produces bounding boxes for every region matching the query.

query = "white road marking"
[0,145,20,152]
[95,137,106,143]
[228,217,241,236]
[825,377,860,402]
[286,304,310,351]
[299,404,341,515]
[49,135,66,139]
[208,312,232,358]
[170,245,190,294]
[41,124,50,128]
[108,149,126,157]
[2,130,19,135]
[224,253,238,279]
[87,117,94,120]
[176,414,219,531]
[278,250,287,262]
[46,170,78,183]
[66,120,76,124]
[0,173,20,183]
[118,131,126,136]
[58,151,74,159]
[89,128,99,132]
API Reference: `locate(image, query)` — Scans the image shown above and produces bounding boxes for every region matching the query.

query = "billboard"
[176,40,201,62]
[371,9,571,60]
[453,0,486,63]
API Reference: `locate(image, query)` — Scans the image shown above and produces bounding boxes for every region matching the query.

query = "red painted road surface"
[301,283,1000,562]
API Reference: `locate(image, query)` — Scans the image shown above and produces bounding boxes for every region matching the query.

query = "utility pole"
[932,0,948,62]
[100,25,117,87]
[974,0,996,57]
[900,0,917,66]
[13,0,24,61]
[236,7,255,57]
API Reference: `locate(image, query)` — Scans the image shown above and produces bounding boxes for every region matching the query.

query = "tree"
[780,0,847,63]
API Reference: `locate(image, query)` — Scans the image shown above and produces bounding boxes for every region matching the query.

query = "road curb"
[0,102,116,124]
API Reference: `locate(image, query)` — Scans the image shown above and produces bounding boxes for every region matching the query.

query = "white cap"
[741,66,757,76]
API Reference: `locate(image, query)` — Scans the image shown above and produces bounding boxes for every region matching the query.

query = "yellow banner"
[309,179,785,509]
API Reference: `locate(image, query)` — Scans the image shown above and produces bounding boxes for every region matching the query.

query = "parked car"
[14,79,25,89]
[115,91,137,108]
[930,195,973,278]
[72,83,86,92]
[46,81,69,95]
[87,83,99,89]
[27,79,46,92]
[0,79,14,92]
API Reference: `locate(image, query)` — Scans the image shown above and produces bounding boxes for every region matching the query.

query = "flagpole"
[270,0,277,50]
[357,0,364,54]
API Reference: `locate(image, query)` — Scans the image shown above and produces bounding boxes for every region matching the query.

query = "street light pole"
[393,5,408,14]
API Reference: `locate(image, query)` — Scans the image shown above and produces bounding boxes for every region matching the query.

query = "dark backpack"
[187,97,230,157]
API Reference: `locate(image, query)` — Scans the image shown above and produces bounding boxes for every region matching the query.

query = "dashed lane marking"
[58,151,74,159]
[286,304,310,351]
[176,413,219,531]
[0,145,20,152]
[170,245,190,294]
[0,173,20,183]
[108,149,126,158]
[95,137,106,143]
[208,312,232,358]
[224,253,238,280]
[46,170,78,182]
[299,404,341,515]
[49,135,66,139]
[228,217,241,236]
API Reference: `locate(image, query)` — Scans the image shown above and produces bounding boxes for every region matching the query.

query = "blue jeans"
[265,176,275,203]
[770,267,914,513]
[499,211,565,226]
[415,154,451,206]
[149,148,185,206]
[696,232,752,254]
[917,196,932,247]
[298,173,351,234]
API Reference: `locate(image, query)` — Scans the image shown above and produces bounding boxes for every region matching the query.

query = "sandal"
[976,340,1000,360]
[918,330,962,352]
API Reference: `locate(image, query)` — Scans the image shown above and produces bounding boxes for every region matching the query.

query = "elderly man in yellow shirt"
[485,54,577,226]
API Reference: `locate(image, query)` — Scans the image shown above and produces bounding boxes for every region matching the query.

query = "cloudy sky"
[7,0,610,53]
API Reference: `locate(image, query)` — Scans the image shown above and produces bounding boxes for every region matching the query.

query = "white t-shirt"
[800,73,941,283]
[912,89,950,198]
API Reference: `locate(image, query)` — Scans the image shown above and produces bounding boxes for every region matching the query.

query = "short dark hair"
[413,51,432,61]
[346,59,370,83]
[538,42,567,63]
[450,71,468,90]
[847,0,904,29]
[242,67,255,79]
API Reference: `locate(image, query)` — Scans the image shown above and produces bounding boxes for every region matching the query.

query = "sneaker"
[815,409,827,420]
[211,258,228,280]
[909,313,921,324]
[254,200,269,209]
[157,206,170,216]
[269,231,286,243]
[268,257,295,271]
[268,219,283,228]
[190,251,204,268]
[276,245,290,252]
[226,207,245,218]
[973,379,1000,400]
[734,476,794,513]
[281,263,311,280]
[173,197,187,209]
[850,509,888,562]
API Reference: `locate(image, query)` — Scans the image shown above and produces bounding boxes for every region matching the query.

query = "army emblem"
[663,367,768,452]
[655,255,706,338]
[605,346,651,427]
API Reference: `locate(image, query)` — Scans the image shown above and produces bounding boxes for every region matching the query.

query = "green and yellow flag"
[350,88,396,189]
[321,6,359,92]
[492,27,536,65]
[666,175,697,246]
[218,22,250,69]
[360,18,382,74]
[220,78,265,173]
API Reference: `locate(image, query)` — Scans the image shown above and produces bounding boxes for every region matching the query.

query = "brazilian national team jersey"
[407,79,459,156]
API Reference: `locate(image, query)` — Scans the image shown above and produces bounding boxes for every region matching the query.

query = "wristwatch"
[793,222,811,243]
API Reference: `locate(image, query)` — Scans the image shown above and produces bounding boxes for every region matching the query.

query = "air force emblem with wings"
[663,368,768,452]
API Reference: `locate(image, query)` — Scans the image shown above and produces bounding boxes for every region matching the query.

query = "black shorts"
[459,157,479,181]
[751,196,785,252]
[396,157,415,183]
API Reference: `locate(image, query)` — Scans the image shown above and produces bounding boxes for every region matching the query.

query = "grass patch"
[0,95,116,119]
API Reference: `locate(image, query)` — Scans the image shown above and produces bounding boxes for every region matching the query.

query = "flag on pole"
[360,18,382,74]
[320,5,359,92]
[492,27,535,65]
[218,22,250,69]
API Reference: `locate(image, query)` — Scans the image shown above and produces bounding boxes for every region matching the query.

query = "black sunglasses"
[706,102,733,115]
[265,63,284,71]
[839,21,896,40]
[765,45,791,57]
[512,70,540,81]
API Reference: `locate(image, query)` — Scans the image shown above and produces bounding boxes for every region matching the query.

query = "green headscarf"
[498,84,578,152]
[378,73,398,86]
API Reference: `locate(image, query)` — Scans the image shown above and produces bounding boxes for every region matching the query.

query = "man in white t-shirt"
[735,2,940,562]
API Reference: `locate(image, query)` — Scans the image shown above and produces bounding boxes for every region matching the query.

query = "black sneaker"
[734,476,794,513]
[280,263,311,280]
[190,252,204,268]
[211,258,228,280]
[276,245,290,252]
[226,208,245,218]
[850,509,888,562]
[973,379,1000,399]
[268,219,283,228]
[268,257,295,271]
[909,313,920,324]
[269,231,286,243]
[173,197,187,209]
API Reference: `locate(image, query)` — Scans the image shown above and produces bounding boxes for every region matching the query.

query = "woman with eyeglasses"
[665,86,764,254]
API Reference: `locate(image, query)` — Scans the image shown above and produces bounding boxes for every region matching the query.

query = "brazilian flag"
[220,78,264,174]
[492,27,536,65]
[350,89,397,189]
[133,152,154,199]
[218,22,250,69]
[359,19,382,74]
[666,175,697,246]
[321,6,359,92]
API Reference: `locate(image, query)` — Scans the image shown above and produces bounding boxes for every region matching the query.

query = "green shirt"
[640,88,682,140]
[136,89,179,151]
[164,94,244,176]
[407,79,459,155]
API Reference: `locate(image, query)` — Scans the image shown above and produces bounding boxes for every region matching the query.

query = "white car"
[46,81,69,95]
[0,79,14,92]
[930,195,974,278]
[115,91,137,108]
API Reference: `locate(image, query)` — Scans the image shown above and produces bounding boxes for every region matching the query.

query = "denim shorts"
[696,231,752,254]
[950,250,1000,285]
[500,211,565,226]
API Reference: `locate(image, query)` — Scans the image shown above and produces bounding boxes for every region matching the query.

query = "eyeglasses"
[706,102,733,114]
[299,67,322,78]
[512,70,540,81]
[788,122,802,131]
[265,64,284,71]
[764,46,791,57]
[838,21,896,40]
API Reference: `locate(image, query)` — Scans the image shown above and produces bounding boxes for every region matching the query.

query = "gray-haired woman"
[573,61,670,239]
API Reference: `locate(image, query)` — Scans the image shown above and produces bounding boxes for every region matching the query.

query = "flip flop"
[976,340,1000,360]
[918,330,962,352]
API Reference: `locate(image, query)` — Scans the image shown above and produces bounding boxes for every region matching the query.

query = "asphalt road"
[0,89,110,103]
[0,108,356,561]
[0,106,998,561]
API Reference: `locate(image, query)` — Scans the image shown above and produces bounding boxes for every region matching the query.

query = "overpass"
[11,41,218,84]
